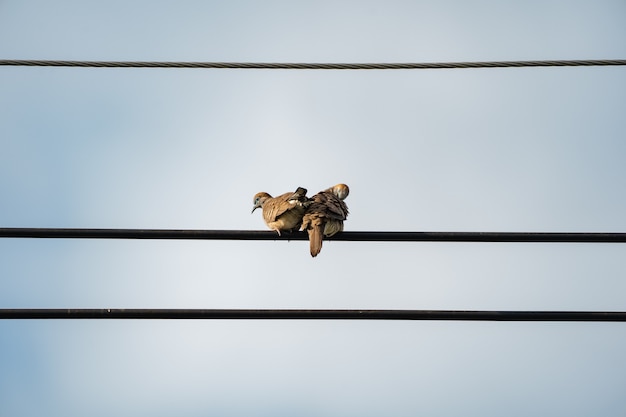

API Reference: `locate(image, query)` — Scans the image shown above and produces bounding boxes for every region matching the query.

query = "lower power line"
[1,309,625,322]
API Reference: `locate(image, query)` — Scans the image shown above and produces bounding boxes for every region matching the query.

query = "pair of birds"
[252,184,349,257]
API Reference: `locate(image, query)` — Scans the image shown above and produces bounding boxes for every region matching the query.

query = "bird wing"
[264,187,308,222]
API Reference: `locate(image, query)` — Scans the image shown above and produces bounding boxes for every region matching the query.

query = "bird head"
[328,184,349,200]
[251,192,271,213]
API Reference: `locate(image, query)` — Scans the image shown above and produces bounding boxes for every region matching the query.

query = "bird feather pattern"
[301,184,349,257]
[252,187,308,235]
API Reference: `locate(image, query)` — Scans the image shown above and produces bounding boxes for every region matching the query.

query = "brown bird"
[301,183,349,257]
[252,187,308,235]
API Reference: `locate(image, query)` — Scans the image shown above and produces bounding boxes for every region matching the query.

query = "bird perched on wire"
[252,187,309,235]
[301,183,349,257]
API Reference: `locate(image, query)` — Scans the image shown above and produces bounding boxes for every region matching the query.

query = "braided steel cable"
[1,59,625,70]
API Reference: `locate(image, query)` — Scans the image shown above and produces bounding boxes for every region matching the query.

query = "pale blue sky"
[1,1,626,416]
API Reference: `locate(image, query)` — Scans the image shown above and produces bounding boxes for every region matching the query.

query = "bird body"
[252,187,308,235]
[301,184,349,257]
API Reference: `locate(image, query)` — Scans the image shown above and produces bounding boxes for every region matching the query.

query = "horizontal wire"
[1,309,625,321]
[1,59,625,70]
[1,228,626,242]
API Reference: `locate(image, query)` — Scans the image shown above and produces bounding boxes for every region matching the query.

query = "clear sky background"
[1,1,626,416]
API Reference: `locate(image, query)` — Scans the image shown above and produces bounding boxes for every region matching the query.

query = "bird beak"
[251,206,259,214]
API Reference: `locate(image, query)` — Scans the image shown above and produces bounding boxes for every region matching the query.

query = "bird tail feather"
[308,226,323,257]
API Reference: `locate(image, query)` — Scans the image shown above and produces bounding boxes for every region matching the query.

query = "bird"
[301,183,349,257]
[252,187,308,235]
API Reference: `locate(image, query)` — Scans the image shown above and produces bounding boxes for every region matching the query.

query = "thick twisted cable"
[1,59,625,70]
